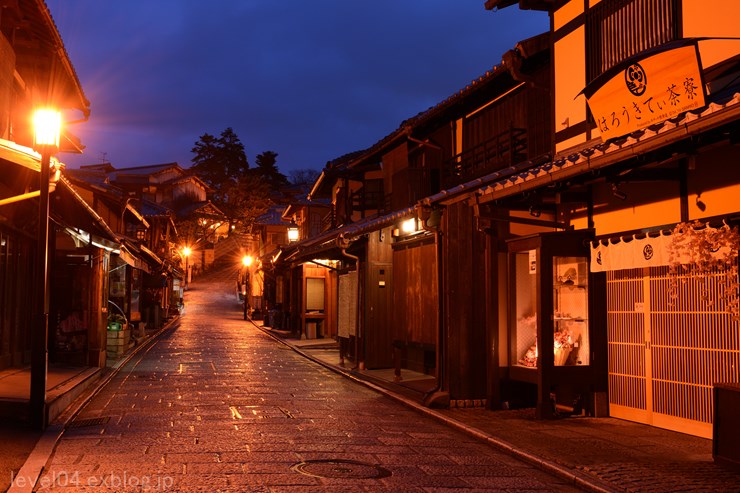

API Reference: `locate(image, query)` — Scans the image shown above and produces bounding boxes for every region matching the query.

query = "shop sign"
[584,43,705,141]
[590,229,737,273]
[590,234,671,272]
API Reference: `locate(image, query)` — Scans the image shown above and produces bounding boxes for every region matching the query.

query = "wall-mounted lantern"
[287,220,299,243]
[401,218,419,234]
[393,217,420,238]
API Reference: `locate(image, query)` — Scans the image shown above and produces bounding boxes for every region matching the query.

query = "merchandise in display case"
[513,250,538,368]
[552,256,590,366]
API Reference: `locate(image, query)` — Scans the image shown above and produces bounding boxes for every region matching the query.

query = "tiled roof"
[255,206,289,227]
[421,91,740,207]
[175,201,226,220]
[282,197,331,218]
[139,199,172,217]
[111,163,181,175]
[65,168,112,188]
[32,0,90,113]
[284,213,393,262]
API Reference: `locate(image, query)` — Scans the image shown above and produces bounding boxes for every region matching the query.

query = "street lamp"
[241,255,253,320]
[182,246,192,290]
[287,220,299,243]
[31,107,61,430]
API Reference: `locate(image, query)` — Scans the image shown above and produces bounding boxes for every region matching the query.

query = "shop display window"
[553,256,590,366]
[513,250,538,368]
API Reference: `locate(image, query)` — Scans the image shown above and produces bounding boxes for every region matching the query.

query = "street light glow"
[183,246,192,257]
[242,255,253,267]
[401,218,418,234]
[287,221,299,242]
[33,108,62,150]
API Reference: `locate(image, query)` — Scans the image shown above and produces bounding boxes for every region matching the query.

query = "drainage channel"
[65,416,111,429]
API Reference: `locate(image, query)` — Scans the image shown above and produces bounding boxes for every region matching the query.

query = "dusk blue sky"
[49,1,548,174]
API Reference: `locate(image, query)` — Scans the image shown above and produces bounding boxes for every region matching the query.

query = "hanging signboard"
[590,234,672,272]
[338,271,357,338]
[589,225,735,273]
[583,41,706,141]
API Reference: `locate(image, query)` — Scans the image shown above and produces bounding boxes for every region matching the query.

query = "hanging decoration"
[666,220,740,319]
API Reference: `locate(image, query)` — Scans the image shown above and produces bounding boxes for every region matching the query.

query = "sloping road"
[33,263,580,492]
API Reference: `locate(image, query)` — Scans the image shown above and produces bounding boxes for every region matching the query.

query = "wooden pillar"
[485,232,502,409]
[87,249,108,367]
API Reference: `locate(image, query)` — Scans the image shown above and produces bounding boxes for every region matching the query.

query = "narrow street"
[36,264,580,492]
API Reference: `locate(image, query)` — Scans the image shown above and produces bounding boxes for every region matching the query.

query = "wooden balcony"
[352,190,384,211]
[444,127,527,186]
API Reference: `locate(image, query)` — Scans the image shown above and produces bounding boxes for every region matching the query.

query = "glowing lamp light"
[242,255,253,267]
[30,106,61,429]
[287,221,299,242]
[401,218,418,234]
[182,246,192,257]
[33,108,62,151]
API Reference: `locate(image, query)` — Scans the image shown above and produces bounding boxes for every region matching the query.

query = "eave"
[11,0,91,115]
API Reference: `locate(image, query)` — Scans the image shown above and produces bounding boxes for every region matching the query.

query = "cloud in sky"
[49,1,548,173]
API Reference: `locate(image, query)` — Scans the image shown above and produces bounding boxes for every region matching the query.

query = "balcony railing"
[321,209,336,232]
[445,126,527,185]
[352,189,385,213]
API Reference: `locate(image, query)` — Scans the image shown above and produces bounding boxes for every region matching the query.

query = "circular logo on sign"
[625,63,647,97]
[643,244,654,260]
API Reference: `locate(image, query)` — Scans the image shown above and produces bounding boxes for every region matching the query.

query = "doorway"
[607,265,739,438]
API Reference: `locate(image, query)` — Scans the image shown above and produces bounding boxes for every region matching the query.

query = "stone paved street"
[35,266,580,492]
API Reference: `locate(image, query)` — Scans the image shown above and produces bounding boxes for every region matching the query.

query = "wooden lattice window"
[586,0,680,83]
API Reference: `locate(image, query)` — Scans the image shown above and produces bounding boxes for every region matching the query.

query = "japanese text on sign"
[585,45,705,141]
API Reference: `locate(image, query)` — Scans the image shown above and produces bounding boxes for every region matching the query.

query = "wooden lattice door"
[607,265,740,438]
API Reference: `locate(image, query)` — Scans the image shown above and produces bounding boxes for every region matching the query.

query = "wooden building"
[276,33,554,399]
[0,0,93,371]
[484,0,740,436]
[339,32,554,405]
[271,0,738,438]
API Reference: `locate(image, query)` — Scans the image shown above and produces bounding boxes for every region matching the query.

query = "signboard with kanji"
[584,43,706,141]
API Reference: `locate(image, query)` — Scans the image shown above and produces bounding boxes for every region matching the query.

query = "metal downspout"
[339,237,364,370]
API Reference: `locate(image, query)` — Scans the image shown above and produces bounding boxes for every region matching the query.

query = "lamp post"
[182,246,192,290]
[242,255,253,320]
[30,108,61,430]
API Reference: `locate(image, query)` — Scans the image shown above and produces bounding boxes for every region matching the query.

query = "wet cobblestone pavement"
[34,266,580,492]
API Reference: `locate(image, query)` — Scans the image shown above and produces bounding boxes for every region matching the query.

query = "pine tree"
[190,128,250,202]
[254,151,289,190]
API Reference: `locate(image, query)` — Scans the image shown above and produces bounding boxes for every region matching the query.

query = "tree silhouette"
[254,151,289,190]
[289,168,321,186]
[227,174,273,235]
[191,128,249,204]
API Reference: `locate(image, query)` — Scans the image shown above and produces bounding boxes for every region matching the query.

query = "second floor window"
[269,232,283,245]
[587,0,679,82]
